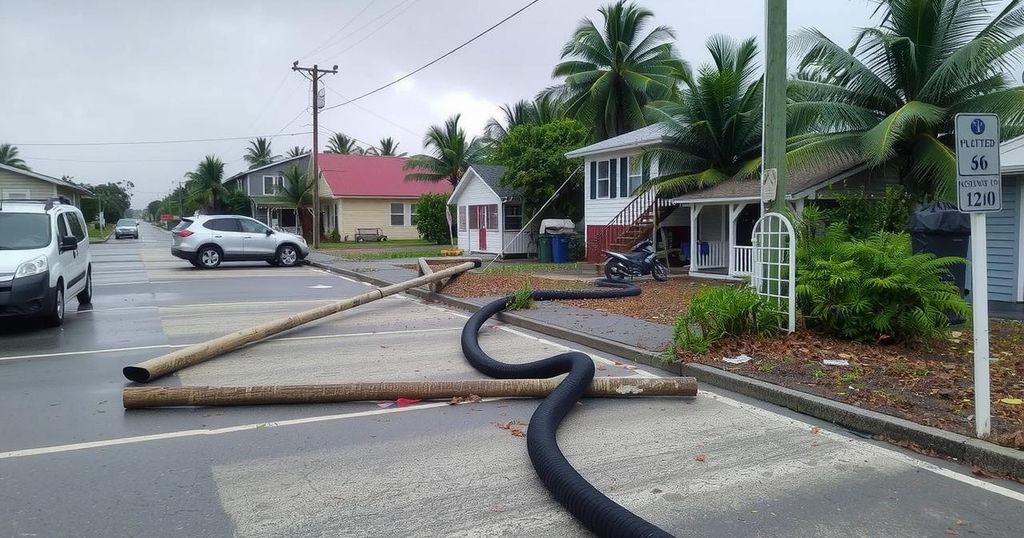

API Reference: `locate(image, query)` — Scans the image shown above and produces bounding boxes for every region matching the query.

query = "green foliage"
[484,94,566,143]
[404,114,485,187]
[184,155,227,211]
[0,143,29,170]
[797,231,970,343]
[414,193,452,245]
[672,286,782,354]
[822,187,912,238]
[329,228,341,243]
[506,282,535,311]
[367,137,405,156]
[550,0,689,140]
[222,189,252,217]
[568,233,586,262]
[285,146,309,158]
[325,132,363,155]
[492,119,589,220]
[81,180,134,223]
[244,137,278,170]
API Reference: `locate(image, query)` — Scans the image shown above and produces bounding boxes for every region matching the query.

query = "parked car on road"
[114,218,140,239]
[171,215,309,269]
[0,197,93,326]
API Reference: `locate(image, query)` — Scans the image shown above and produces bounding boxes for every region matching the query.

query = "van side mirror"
[265,229,273,236]
[60,235,78,252]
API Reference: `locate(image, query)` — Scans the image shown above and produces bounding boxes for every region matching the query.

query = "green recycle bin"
[538,234,553,263]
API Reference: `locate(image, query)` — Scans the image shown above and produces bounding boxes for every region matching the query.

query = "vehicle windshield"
[0,213,52,250]
[117,219,136,226]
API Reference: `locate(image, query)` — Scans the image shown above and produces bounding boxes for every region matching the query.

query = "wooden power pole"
[764,0,787,212]
[291,61,337,249]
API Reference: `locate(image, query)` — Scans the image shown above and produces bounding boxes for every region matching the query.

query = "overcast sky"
[2,0,887,206]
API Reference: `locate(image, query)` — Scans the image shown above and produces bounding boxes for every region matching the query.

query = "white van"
[0,197,93,326]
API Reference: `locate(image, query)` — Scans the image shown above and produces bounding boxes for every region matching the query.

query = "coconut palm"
[404,114,484,187]
[285,146,309,158]
[325,132,363,154]
[484,93,567,142]
[275,165,314,235]
[184,156,228,211]
[549,0,689,141]
[0,143,29,170]
[244,137,277,170]
[367,137,405,156]
[643,36,764,196]
[788,0,1024,201]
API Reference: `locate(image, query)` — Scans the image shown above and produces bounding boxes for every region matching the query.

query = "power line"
[314,0,419,60]
[320,83,418,135]
[322,0,543,111]
[327,0,422,58]
[300,0,376,60]
[12,132,312,147]
[21,156,195,163]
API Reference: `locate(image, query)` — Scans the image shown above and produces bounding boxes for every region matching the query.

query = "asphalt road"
[2,223,1024,537]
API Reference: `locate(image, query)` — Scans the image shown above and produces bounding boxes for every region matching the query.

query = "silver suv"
[171,215,309,269]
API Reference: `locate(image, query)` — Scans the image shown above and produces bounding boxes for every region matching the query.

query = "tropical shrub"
[822,187,913,239]
[568,233,586,262]
[329,228,341,243]
[672,286,782,354]
[414,193,451,245]
[797,232,969,343]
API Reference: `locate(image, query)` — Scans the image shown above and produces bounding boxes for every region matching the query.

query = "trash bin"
[538,234,553,263]
[551,235,571,263]
[907,202,970,323]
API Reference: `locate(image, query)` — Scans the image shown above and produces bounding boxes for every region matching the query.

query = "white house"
[449,164,534,256]
[0,163,91,206]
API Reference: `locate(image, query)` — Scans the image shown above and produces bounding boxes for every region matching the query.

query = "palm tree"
[643,36,764,196]
[549,0,689,141]
[184,156,227,211]
[285,146,309,158]
[788,0,1024,201]
[325,132,363,154]
[0,143,29,170]
[483,93,566,142]
[275,165,314,235]
[404,114,483,187]
[367,137,405,156]
[244,137,278,170]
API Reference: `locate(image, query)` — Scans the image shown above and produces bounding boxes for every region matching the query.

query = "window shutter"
[589,161,597,200]
[609,159,617,198]
[642,162,650,183]
[620,158,628,196]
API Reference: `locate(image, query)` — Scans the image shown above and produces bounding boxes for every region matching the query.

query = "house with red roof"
[223,153,450,240]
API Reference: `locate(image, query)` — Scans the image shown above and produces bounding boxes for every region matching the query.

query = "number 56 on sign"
[954,113,1001,213]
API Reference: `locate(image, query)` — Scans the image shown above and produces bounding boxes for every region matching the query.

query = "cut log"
[122,377,698,408]
[122,260,479,384]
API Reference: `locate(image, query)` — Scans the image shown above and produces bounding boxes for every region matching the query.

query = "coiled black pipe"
[461,280,673,538]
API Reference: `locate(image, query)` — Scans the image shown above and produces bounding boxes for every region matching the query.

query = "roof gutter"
[564,137,673,159]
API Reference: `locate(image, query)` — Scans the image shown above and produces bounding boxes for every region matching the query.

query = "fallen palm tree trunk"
[122,260,480,383]
[122,377,697,408]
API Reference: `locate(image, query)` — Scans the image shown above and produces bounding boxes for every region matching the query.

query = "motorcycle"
[602,239,668,282]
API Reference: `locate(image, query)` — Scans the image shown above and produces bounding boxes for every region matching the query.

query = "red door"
[478,206,487,250]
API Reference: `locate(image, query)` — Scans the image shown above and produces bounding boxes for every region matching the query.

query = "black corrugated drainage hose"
[461,280,673,538]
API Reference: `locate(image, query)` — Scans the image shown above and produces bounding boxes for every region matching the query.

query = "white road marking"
[0,402,454,460]
[0,327,462,362]
[307,284,333,289]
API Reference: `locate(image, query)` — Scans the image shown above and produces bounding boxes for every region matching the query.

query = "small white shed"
[450,164,534,256]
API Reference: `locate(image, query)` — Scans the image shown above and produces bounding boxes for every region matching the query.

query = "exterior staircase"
[588,189,677,261]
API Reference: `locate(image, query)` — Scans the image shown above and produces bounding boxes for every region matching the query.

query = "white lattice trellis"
[751,212,796,333]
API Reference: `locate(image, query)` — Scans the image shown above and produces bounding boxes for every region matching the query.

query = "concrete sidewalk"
[307,250,1024,480]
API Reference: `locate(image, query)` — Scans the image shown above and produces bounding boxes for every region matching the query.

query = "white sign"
[761,168,777,203]
[954,113,1001,212]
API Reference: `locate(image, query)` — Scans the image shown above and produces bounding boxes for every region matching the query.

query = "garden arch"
[751,212,796,333]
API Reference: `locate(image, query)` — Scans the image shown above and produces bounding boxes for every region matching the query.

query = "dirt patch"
[680,322,1024,450]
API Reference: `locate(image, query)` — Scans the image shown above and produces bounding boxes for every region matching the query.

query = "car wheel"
[604,259,628,282]
[197,246,222,269]
[77,267,93,305]
[44,281,65,327]
[276,245,299,267]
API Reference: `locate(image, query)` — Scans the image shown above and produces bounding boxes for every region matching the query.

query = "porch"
[682,202,768,279]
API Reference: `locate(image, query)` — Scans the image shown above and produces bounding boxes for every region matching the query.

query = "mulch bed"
[680,323,1024,450]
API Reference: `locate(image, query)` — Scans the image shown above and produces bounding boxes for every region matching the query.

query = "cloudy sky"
[1,0,886,206]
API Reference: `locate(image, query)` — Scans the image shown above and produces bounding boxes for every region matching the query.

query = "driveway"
[1,223,1023,537]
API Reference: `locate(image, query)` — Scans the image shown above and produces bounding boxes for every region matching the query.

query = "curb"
[309,259,1024,480]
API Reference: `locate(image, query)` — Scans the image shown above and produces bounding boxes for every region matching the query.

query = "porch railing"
[694,240,727,270]
[731,245,753,276]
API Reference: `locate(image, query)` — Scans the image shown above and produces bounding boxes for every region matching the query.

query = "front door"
[478,217,487,251]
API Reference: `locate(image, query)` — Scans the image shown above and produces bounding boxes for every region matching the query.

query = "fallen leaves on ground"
[694,454,706,463]
[496,419,528,438]
[449,394,482,405]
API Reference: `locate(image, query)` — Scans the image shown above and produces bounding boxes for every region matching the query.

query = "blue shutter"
[609,159,618,198]
[620,158,628,196]
[589,161,597,200]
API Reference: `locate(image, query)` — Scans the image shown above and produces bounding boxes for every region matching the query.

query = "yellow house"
[0,163,91,206]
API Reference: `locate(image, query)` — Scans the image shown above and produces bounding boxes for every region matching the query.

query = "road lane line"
[0,327,463,362]
[0,402,454,460]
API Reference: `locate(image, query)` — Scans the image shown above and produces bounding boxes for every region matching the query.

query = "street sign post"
[954,113,1002,438]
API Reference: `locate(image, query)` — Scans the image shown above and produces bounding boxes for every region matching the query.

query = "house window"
[390,203,405,226]
[410,203,418,226]
[262,175,281,196]
[458,206,467,232]
[596,160,610,198]
[628,156,644,195]
[504,205,522,230]
[1,189,30,199]
[469,205,479,229]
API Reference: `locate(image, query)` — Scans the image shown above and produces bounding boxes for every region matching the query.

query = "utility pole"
[292,61,338,249]
[764,0,787,212]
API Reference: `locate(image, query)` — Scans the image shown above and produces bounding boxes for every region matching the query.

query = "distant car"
[0,197,93,326]
[170,215,309,269]
[354,228,387,242]
[114,218,139,239]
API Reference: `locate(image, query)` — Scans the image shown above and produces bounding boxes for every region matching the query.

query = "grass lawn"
[318,239,435,250]
[88,224,114,241]
[332,247,448,261]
